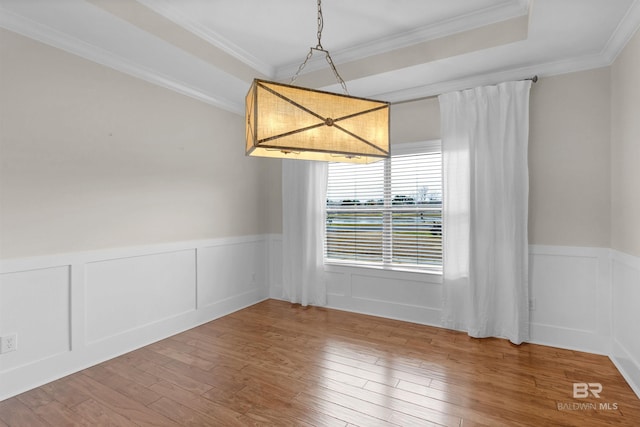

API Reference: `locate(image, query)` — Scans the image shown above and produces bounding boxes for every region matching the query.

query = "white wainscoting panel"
[0,266,71,373]
[528,245,611,354]
[610,250,640,398]
[85,250,197,344]
[268,234,284,299]
[198,238,268,309]
[325,265,444,326]
[0,235,270,401]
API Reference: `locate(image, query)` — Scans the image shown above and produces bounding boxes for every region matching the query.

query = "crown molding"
[0,7,244,114]
[136,0,275,78]
[599,0,640,65]
[274,0,531,81]
[375,0,640,104]
[377,52,611,104]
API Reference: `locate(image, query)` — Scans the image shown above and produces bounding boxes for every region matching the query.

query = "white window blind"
[326,142,442,271]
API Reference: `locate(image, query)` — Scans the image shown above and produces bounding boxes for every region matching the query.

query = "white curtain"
[439,80,531,344]
[281,159,328,306]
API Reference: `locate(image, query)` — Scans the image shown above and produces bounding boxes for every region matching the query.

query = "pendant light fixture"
[245,0,390,164]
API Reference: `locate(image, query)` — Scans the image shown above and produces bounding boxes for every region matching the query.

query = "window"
[325,141,442,272]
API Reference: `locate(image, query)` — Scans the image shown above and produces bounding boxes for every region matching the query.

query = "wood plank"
[0,398,50,427]
[136,360,214,395]
[16,387,54,409]
[148,397,235,427]
[167,332,252,371]
[319,350,436,386]
[145,339,217,371]
[311,378,462,426]
[64,375,180,426]
[33,400,93,426]
[70,398,135,427]
[148,380,253,426]
[82,364,162,406]
[100,358,163,388]
[367,380,526,427]
[293,391,397,427]
[40,378,92,408]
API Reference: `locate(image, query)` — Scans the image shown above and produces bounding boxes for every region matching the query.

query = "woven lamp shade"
[246,79,390,164]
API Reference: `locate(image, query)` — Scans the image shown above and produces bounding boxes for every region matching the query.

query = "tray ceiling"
[1,0,639,114]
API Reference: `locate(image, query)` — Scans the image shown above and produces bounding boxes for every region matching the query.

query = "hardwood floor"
[1,299,638,426]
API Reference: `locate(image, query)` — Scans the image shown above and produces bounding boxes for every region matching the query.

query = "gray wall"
[389,68,615,249]
[0,29,281,258]
[611,28,640,258]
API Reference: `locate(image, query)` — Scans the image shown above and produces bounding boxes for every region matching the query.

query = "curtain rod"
[391,75,538,105]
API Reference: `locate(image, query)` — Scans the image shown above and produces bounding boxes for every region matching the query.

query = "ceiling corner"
[599,0,640,65]
[136,0,275,78]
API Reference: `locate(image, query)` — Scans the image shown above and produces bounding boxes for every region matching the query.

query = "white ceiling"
[1,0,639,114]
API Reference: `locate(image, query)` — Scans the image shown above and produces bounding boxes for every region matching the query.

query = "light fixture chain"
[290,49,314,85]
[316,0,323,49]
[290,0,349,95]
[324,51,348,94]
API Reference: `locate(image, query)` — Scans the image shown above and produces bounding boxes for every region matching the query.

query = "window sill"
[324,260,443,284]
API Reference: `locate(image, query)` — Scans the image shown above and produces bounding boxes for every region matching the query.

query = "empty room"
[1,0,639,425]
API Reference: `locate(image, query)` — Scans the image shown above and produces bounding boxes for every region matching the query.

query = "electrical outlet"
[0,334,17,354]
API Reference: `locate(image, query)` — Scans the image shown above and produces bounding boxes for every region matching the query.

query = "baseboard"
[610,249,640,399]
[528,323,609,355]
[610,340,640,399]
[326,295,442,328]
